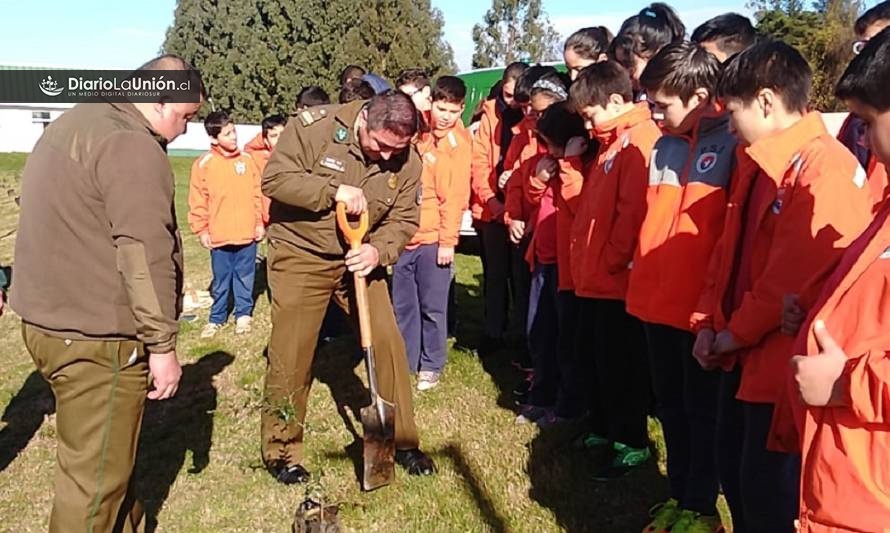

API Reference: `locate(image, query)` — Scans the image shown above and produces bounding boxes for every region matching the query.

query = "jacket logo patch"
[696,152,718,174]
[334,126,349,144]
[880,246,890,259]
[234,161,247,175]
[604,152,617,174]
[423,152,437,165]
[320,157,345,172]
[387,174,398,190]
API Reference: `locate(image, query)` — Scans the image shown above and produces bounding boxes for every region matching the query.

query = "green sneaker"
[592,442,651,481]
[671,509,725,533]
[642,498,681,533]
[572,431,610,450]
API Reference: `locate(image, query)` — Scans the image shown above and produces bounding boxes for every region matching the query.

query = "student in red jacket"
[471,62,529,356]
[778,29,890,532]
[630,42,734,533]
[506,75,571,424]
[567,61,662,480]
[692,42,874,533]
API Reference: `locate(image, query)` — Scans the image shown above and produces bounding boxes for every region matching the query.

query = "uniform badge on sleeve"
[416,184,423,205]
[234,161,246,175]
[387,174,398,190]
[334,126,349,144]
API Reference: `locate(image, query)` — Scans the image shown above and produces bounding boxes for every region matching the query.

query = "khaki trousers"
[23,323,148,533]
[260,239,419,465]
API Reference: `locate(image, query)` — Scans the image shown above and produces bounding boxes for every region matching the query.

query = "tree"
[163,0,456,122]
[749,0,863,111]
[471,0,562,69]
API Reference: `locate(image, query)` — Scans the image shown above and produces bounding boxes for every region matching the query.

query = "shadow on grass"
[438,443,508,533]
[0,370,54,473]
[527,423,670,532]
[133,351,234,533]
[454,271,526,413]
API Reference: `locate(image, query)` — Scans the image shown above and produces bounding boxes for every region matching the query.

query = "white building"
[0,102,260,155]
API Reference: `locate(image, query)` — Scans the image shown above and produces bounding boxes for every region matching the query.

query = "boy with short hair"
[629,41,733,533]
[691,41,874,532]
[338,78,375,104]
[691,13,759,63]
[471,61,529,356]
[566,60,662,480]
[396,68,432,114]
[391,76,471,391]
[189,111,264,338]
[295,86,330,111]
[780,27,890,532]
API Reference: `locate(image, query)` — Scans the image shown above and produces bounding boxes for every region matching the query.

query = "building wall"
[0,106,262,154]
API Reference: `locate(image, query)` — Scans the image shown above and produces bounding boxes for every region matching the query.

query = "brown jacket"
[12,101,182,353]
[262,101,422,267]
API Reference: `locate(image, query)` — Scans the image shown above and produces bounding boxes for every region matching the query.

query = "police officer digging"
[260,91,437,484]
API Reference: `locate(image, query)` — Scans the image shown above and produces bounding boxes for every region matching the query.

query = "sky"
[0,0,875,72]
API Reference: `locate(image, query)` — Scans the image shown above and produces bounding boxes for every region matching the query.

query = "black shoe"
[395,448,437,476]
[477,336,504,358]
[267,460,311,485]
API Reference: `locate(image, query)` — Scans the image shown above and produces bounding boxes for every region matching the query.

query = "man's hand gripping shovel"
[336,202,396,491]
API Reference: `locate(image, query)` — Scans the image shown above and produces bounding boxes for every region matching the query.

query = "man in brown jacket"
[11,55,203,532]
[261,91,437,484]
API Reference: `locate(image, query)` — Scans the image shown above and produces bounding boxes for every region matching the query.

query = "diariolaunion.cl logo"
[39,76,64,97]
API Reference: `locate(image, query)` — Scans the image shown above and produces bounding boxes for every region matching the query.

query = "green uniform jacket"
[12,101,183,353]
[262,100,422,267]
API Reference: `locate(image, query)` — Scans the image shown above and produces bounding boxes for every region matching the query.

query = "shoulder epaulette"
[296,107,330,127]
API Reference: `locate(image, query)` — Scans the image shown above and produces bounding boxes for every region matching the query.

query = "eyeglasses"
[853,39,868,55]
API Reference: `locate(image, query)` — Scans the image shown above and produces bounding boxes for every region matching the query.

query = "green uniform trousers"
[261,238,419,465]
[23,323,148,533]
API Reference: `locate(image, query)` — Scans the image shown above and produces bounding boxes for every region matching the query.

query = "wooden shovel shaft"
[335,203,381,401]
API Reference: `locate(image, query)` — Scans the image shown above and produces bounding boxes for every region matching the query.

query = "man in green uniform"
[11,55,203,532]
[261,91,437,484]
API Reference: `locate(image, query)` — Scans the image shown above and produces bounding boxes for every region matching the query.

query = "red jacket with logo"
[691,113,874,403]
[567,103,661,300]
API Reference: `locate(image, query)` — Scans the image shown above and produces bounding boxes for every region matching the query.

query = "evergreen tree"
[163,0,456,122]
[471,0,562,69]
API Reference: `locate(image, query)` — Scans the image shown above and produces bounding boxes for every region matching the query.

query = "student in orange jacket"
[391,77,471,392]
[514,102,593,427]
[691,42,874,533]
[470,62,529,356]
[775,31,890,532]
[244,114,287,225]
[188,111,264,339]
[504,76,570,424]
[502,66,566,385]
[628,42,735,533]
[566,61,662,480]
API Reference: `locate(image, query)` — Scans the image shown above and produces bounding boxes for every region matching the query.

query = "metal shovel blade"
[360,395,396,491]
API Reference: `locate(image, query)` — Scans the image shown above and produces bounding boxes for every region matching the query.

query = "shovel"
[335,202,396,491]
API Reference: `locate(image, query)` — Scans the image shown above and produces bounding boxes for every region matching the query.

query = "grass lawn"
[0,152,727,532]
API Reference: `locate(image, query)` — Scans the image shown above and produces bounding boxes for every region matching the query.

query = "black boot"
[395,448,437,476]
